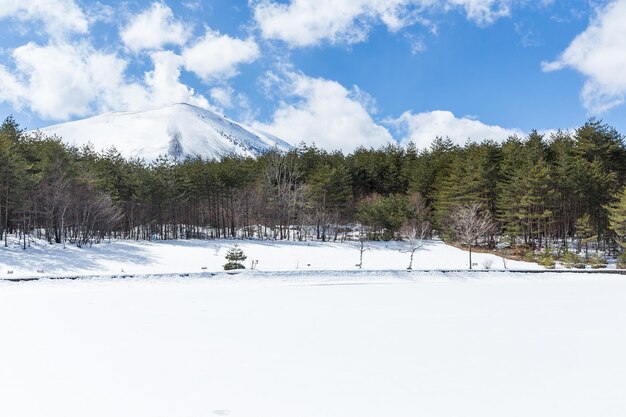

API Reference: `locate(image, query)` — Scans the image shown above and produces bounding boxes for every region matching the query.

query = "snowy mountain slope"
[35,103,292,161]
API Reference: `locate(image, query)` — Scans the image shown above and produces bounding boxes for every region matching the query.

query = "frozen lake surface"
[1,272,625,417]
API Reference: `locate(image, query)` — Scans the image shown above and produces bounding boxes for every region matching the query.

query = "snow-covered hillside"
[0,238,540,278]
[35,103,292,161]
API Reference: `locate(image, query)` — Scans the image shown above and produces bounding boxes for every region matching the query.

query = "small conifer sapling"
[224,245,247,270]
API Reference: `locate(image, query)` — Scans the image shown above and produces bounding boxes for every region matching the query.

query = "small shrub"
[523,251,535,263]
[587,254,607,269]
[561,251,585,269]
[617,253,626,269]
[538,250,555,269]
[224,245,247,270]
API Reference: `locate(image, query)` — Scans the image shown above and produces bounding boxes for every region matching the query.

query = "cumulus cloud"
[0,42,128,119]
[542,0,626,114]
[120,2,189,52]
[390,110,524,148]
[0,42,209,120]
[144,51,210,109]
[182,30,260,81]
[0,0,263,121]
[0,0,88,39]
[253,0,513,47]
[252,72,394,152]
[252,72,524,152]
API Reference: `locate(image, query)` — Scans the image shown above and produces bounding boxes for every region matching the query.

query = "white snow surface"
[1,272,626,417]
[0,238,540,278]
[34,103,292,161]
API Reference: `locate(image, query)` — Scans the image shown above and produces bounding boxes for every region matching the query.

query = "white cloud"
[209,86,258,121]
[120,2,189,52]
[0,0,88,39]
[350,85,379,114]
[0,66,27,109]
[253,72,394,152]
[210,87,234,108]
[0,42,209,120]
[253,72,523,152]
[182,1,202,11]
[143,51,210,109]
[182,30,260,81]
[542,0,626,114]
[252,0,513,47]
[390,110,524,148]
[4,42,125,119]
[84,3,116,25]
[446,0,511,26]
[405,33,428,54]
[253,0,413,47]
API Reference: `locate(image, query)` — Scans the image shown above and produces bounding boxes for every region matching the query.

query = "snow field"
[1,273,626,417]
[0,238,540,278]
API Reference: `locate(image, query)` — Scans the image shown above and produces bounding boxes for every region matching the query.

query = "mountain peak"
[36,104,292,161]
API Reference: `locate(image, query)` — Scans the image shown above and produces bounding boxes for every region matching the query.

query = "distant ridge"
[35,103,293,161]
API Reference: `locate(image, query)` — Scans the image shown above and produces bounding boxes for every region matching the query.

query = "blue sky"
[1,0,625,151]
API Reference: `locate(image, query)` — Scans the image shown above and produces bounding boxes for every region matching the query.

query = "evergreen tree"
[548,131,583,244]
[224,245,247,270]
[356,194,408,240]
[574,213,596,257]
[305,162,352,240]
[0,117,30,247]
[608,188,626,250]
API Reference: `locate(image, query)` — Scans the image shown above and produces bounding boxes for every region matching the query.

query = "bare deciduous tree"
[263,150,301,240]
[69,185,122,247]
[401,193,431,270]
[35,158,71,245]
[451,203,496,269]
[356,227,369,269]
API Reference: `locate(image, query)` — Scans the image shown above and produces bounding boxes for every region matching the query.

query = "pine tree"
[224,245,247,270]
[519,158,555,250]
[574,213,596,257]
[305,163,352,240]
[356,194,408,240]
[549,131,583,245]
[608,189,626,249]
[496,136,526,244]
[0,117,30,247]
[574,119,626,182]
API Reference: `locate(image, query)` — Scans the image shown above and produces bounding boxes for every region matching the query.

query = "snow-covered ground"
[1,272,626,417]
[0,238,540,278]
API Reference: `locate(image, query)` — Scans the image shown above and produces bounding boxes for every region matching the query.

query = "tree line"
[3,115,626,262]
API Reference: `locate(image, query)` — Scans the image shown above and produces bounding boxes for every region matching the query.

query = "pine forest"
[3,116,626,265]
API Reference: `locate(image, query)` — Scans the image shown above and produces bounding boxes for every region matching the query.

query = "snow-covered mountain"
[36,103,292,161]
